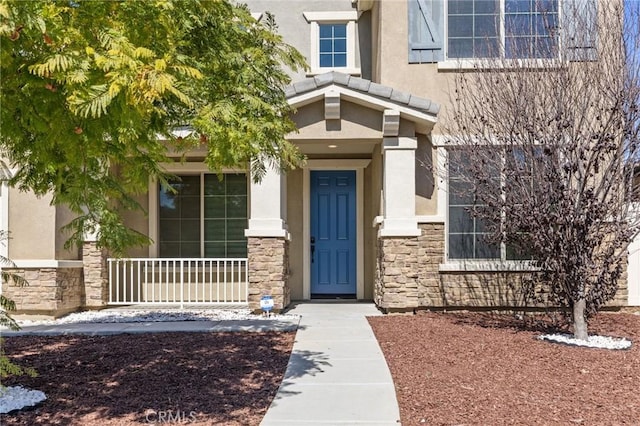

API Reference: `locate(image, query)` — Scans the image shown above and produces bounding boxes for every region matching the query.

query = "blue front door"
[310,170,357,296]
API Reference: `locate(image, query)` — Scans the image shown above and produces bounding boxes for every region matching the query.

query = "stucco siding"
[245,0,371,80]
[55,204,81,260]
[291,101,383,143]
[415,134,437,216]
[121,191,150,258]
[9,187,56,259]
[375,0,453,135]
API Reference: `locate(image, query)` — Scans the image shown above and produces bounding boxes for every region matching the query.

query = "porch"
[106,72,440,313]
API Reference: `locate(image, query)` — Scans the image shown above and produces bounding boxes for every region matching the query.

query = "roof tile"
[368,82,393,98]
[347,76,371,92]
[314,72,335,87]
[285,72,439,116]
[389,89,411,105]
[293,78,318,94]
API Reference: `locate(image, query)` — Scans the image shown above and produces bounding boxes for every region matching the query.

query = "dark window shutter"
[562,0,597,61]
[408,0,444,63]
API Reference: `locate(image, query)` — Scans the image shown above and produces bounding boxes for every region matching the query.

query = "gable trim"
[288,84,437,129]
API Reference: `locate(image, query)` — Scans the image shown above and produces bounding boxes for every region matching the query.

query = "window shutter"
[408,0,444,63]
[562,0,597,61]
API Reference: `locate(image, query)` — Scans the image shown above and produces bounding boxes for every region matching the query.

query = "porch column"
[82,228,109,309]
[375,136,421,312]
[379,136,420,237]
[245,167,290,312]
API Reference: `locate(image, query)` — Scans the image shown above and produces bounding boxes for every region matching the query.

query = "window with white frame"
[448,150,500,259]
[319,24,348,67]
[303,11,359,74]
[447,148,536,261]
[447,0,559,59]
[158,173,247,258]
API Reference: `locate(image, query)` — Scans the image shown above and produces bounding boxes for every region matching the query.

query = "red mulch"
[0,331,294,425]
[369,311,640,426]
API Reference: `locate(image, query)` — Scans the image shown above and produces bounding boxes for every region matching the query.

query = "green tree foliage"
[0,0,306,255]
[0,337,38,385]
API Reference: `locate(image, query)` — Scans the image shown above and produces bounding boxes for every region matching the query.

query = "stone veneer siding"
[1,241,110,317]
[247,237,290,312]
[2,267,83,317]
[375,223,628,311]
[82,241,109,308]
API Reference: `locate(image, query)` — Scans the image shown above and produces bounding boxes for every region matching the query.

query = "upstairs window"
[304,11,360,75]
[448,0,500,59]
[504,0,558,59]
[409,0,596,64]
[319,24,348,67]
[447,0,558,59]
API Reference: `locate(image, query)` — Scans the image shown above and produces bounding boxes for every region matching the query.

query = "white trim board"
[12,260,84,269]
[628,237,640,305]
[0,182,8,259]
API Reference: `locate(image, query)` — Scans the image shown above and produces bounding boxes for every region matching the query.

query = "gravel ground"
[1,331,294,425]
[369,311,640,426]
[10,308,298,327]
[0,386,46,414]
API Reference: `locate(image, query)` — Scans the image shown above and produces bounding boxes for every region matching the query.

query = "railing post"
[180,259,184,309]
[137,260,141,304]
[129,260,134,304]
[244,259,248,303]
[108,259,112,304]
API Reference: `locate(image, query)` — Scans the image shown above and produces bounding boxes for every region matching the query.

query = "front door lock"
[310,236,315,263]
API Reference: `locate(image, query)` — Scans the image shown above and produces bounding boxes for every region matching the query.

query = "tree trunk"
[572,298,588,340]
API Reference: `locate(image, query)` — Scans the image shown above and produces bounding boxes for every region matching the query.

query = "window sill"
[307,67,361,77]
[437,58,562,71]
[439,261,539,272]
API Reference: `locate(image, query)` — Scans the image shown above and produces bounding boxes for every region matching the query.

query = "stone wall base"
[376,223,629,311]
[82,241,108,308]
[247,237,290,312]
[2,242,109,317]
[2,267,84,318]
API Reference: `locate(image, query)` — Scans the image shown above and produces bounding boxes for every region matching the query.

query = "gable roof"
[285,72,440,127]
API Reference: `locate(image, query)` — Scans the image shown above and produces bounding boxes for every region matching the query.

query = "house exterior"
[2,0,637,316]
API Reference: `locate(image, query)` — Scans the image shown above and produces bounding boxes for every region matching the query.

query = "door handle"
[311,236,315,263]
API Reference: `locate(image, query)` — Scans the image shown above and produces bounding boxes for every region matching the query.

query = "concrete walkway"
[261,302,401,426]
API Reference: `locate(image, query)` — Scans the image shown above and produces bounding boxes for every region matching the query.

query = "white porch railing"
[107,258,248,307]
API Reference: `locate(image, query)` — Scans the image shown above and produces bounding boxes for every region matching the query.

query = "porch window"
[158,173,248,258]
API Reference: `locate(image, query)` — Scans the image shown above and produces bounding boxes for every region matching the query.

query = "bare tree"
[444,0,640,339]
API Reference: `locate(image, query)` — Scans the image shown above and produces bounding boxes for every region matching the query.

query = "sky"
[627,0,640,64]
